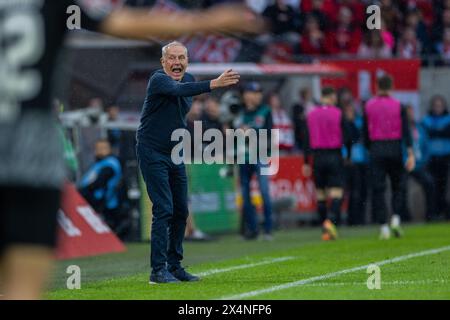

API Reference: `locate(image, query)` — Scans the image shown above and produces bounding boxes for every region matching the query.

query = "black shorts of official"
[312,149,344,190]
[0,186,61,256]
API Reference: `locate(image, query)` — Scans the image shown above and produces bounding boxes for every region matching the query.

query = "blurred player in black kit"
[0,0,263,299]
[302,87,356,241]
[363,75,415,240]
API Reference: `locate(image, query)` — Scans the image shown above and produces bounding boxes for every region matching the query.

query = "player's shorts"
[0,110,65,255]
[0,186,61,255]
[312,149,344,189]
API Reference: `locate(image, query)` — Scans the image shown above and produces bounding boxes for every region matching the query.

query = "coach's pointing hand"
[210,69,240,90]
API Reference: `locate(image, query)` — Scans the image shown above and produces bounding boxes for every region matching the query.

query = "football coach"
[136,42,240,284]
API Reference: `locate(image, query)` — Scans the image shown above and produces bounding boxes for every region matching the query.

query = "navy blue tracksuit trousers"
[137,143,188,273]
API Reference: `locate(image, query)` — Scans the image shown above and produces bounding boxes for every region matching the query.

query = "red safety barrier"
[56,183,126,260]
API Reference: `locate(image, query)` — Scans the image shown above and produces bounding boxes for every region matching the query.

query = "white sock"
[381,224,390,235]
[192,230,205,238]
[391,215,401,228]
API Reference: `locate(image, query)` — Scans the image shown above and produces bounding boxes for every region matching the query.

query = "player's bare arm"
[99,5,265,40]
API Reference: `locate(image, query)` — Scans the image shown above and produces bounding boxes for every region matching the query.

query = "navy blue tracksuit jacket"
[137,69,211,153]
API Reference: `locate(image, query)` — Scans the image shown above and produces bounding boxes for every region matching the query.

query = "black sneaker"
[170,268,200,282]
[149,269,180,284]
[243,231,259,240]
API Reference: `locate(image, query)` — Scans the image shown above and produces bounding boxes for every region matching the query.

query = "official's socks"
[317,200,327,224]
[331,198,342,225]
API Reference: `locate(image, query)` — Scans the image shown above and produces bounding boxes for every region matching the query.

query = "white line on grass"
[197,256,294,277]
[219,245,450,300]
[297,279,449,287]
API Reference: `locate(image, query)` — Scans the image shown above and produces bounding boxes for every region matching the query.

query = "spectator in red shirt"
[300,14,328,55]
[325,6,362,56]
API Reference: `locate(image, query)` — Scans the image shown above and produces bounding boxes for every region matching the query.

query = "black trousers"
[137,143,189,273]
[369,154,407,225]
[346,163,369,225]
[427,155,450,217]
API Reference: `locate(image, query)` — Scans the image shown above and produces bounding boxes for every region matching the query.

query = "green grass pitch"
[47,223,450,300]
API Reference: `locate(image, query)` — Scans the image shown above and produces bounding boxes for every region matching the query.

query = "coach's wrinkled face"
[161,45,188,81]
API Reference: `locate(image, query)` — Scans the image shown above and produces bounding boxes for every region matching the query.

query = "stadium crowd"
[257,0,450,64]
[244,0,450,64]
[124,0,450,64]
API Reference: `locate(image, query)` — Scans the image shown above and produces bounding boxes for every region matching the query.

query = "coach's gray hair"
[161,41,188,57]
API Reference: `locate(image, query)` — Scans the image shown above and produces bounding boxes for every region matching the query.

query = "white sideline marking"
[197,256,294,277]
[298,279,449,287]
[220,245,450,300]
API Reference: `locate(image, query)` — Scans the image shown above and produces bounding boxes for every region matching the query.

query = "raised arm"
[151,69,240,97]
[151,73,211,97]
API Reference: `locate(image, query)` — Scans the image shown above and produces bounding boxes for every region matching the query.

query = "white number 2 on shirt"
[0,5,44,121]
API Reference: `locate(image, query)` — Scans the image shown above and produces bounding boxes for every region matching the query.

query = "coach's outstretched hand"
[210,69,240,90]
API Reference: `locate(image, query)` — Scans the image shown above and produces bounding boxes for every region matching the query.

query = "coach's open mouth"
[172,67,183,75]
